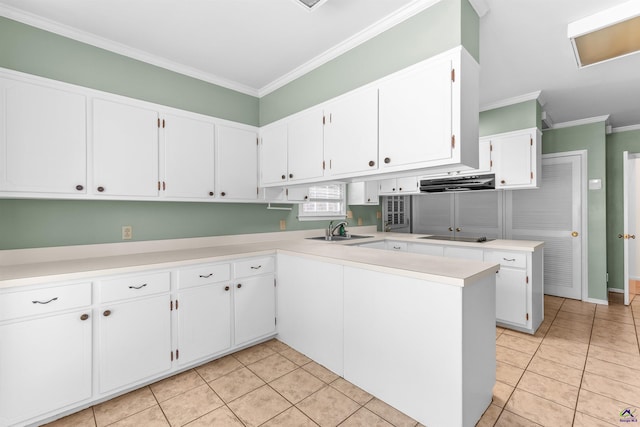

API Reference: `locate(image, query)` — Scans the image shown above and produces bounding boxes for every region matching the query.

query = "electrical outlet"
[122,225,132,240]
[346,210,353,219]
[376,211,382,219]
[357,217,363,226]
[279,220,286,231]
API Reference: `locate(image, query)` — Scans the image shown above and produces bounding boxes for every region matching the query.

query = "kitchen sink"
[306,235,374,241]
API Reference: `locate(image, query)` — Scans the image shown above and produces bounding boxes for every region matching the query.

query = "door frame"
[542,150,588,301]
[623,151,640,305]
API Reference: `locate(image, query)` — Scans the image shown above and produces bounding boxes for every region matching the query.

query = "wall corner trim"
[480,90,542,112]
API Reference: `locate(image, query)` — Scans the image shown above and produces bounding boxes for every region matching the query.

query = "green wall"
[479,99,540,136]
[542,122,608,301]
[605,129,640,291]
[0,16,259,125]
[0,199,379,249]
[259,0,479,125]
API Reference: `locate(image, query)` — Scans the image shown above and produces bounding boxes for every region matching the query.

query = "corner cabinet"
[485,127,542,189]
[0,77,87,195]
[216,125,259,201]
[378,47,479,174]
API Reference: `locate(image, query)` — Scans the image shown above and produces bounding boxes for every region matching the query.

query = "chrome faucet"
[327,220,349,240]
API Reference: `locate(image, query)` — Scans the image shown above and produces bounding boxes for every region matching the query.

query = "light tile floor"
[45,293,640,427]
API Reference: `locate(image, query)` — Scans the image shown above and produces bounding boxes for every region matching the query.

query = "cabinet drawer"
[386,241,408,251]
[235,257,275,278]
[485,251,527,269]
[178,263,231,289]
[0,282,91,321]
[99,271,170,303]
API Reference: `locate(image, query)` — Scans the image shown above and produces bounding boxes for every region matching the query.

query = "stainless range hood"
[419,174,495,193]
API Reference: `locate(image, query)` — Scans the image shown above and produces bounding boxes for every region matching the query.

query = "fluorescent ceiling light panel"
[292,0,329,12]
[568,0,640,67]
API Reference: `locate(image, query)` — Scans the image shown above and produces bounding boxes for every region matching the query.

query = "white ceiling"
[1,0,639,129]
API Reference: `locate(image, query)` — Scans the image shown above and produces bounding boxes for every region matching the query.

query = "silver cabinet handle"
[32,297,58,305]
[128,283,147,290]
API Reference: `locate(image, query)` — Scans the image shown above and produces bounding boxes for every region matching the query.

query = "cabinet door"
[412,193,454,236]
[493,132,533,188]
[478,138,492,173]
[260,123,289,186]
[93,99,159,197]
[386,241,408,251]
[0,79,87,194]
[287,108,324,182]
[234,275,275,346]
[98,294,171,393]
[454,191,503,239]
[217,125,258,200]
[0,310,92,426]
[379,58,453,169]
[177,282,231,366]
[378,178,397,194]
[324,88,378,177]
[347,181,379,205]
[162,113,215,199]
[495,267,528,327]
[396,176,419,194]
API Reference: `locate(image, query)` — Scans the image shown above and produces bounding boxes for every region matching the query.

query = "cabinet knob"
[97,186,105,192]
[368,160,375,167]
[237,283,242,289]
[103,310,111,317]
[75,184,84,191]
[384,157,391,164]
[289,173,293,179]
[448,227,453,232]
[571,231,579,237]
[500,180,506,185]
[456,227,461,232]
[281,175,286,180]
[221,192,226,197]
[392,188,396,192]
[398,188,403,191]
[224,286,230,291]
[80,313,89,321]
[618,234,624,239]
[209,191,214,196]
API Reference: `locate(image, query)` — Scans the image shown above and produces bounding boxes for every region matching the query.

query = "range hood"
[419,174,495,193]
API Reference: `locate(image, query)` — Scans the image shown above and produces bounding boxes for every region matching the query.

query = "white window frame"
[298,184,347,221]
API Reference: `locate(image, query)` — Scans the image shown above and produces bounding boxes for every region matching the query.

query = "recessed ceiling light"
[292,0,329,12]
[568,0,640,67]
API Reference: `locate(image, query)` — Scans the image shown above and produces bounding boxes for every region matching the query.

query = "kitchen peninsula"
[0,227,532,427]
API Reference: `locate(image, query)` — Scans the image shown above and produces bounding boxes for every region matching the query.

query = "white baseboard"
[607,287,624,293]
[583,297,609,305]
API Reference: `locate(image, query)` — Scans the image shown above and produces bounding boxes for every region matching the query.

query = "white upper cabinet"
[216,125,258,200]
[379,47,479,173]
[287,107,325,182]
[92,98,160,197]
[161,113,215,199]
[0,78,87,194]
[489,127,541,189]
[260,123,289,186]
[378,176,419,195]
[324,87,378,177]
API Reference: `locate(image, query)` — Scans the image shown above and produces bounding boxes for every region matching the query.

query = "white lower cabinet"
[276,254,344,375]
[98,288,172,394]
[0,306,92,427]
[233,257,276,346]
[175,263,232,366]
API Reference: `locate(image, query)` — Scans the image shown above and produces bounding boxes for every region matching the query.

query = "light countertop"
[0,228,542,289]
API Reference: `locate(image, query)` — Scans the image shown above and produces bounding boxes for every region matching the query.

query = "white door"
[216,125,258,200]
[506,153,584,299]
[379,58,452,169]
[0,79,87,194]
[162,113,215,199]
[623,152,639,305]
[233,275,275,346]
[260,123,288,186]
[287,108,324,182]
[93,99,159,197]
[324,87,378,176]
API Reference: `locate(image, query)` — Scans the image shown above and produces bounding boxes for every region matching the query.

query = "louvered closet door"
[455,191,503,239]
[506,154,582,299]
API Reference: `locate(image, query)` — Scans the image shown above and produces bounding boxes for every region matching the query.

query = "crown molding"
[550,115,610,129]
[0,4,260,97]
[468,0,489,18]
[479,91,542,112]
[257,0,442,96]
[612,123,640,133]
